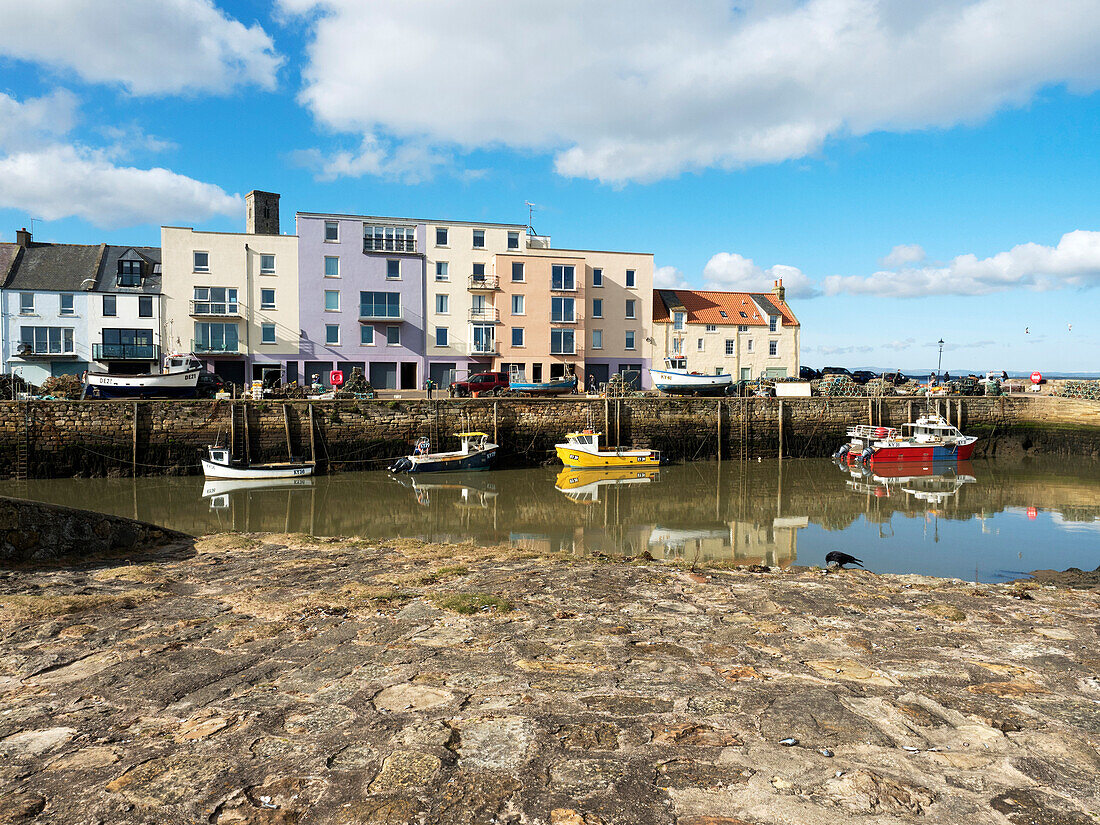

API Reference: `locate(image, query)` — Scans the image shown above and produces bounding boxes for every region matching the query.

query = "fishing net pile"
[335,367,375,398]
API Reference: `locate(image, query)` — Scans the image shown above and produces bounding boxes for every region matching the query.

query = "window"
[19,293,34,314]
[59,294,74,315]
[360,324,374,345]
[626,331,636,350]
[435,294,449,314]
[747,339,754,353]
[325,324,340,345]
[324,221,339,242]
[359,292,401,319]
[739,311,748,318]
[193,251,209,272]
[472,262,486,279]
[99,328,153,359]
[436,226,448,246]
[193,322,238,353]
[511,327,525,347]
[769,340,778,356]
[672,338,682,354]
[435,261,449,281]
[261,288,276,310]
[511,261,524,282]
[103,294,116,317]
[705,324,716,332]
[436,326,449,347]
[725,340,735,355]
[324,290,340,311]
[719,311,728,318]
[673,311,685,330]
[363,224,415,252]
[20,326,75,355]
[592,298,603,318]
[551,264,575,290]
[324,256,340,278]
[387,259,400,279]
[738,324,748,332]
[507,231,520,250]
[592,268,603,287]
[551,296,575,322]
[698,338,704,351]
[471,325,495,353]
[118,260,142,286]
[260,254,275,275]
[591,329,603,350]
[769,315,779,332]
[511,294,525,315]
[626,269,636,288]
[262,323,276,344]
[192,287,238,315]
[138,296,153,318]
[386,326,401,345]
[626,299,636,319]
[550,328,575,355]
[472,229,485,248]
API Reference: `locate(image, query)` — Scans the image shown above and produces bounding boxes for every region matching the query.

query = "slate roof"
[0,243,20,286]
[652,289,799,327]
[93,246,162,294]
[2,242,106,292]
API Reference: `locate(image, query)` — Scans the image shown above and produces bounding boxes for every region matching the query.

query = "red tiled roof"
[652,289,799,326]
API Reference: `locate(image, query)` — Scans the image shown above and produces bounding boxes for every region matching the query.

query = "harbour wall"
[1,395,1098,479]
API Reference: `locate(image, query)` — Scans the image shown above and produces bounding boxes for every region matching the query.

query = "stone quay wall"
[0,395,1097,479]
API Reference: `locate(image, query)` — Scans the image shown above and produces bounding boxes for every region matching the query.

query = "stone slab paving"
[1,533,1098,824]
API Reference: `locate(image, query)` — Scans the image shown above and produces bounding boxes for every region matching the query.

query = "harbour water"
[3,457,1098,582]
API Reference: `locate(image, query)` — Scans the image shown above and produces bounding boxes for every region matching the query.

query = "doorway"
[400,362,418,390]
[585,363,609,391]
[369,361,397,389]
[429,362,456,389]
[214,360,246,387]
[617,364,642,389]
[304,360,333,387]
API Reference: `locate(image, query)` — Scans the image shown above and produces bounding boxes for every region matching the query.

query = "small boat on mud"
[507,368,577,396]
[201,446,314,480]
[835,413,977,465]
[83,354,202,399]
[649,357,733,396]
[554,430,660,469]
[389,432,498,474]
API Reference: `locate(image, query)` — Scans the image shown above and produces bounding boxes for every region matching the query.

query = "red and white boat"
[835,413,977,464]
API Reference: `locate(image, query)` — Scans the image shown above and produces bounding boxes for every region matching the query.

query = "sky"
[1,0,1099,373]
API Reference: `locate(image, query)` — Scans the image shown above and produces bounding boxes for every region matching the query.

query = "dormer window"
[118,259,142,287]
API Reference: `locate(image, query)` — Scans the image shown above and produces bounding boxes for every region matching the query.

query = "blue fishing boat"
[389,432,498,474]
[507,367,577,396]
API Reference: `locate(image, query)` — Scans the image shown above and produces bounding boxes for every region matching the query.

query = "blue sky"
[1,0,1099,373]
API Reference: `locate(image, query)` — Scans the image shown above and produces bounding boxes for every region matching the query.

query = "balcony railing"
[190,300,242,318]
[92,343,160,361]
[191,339,240,355]
[468,306,500,323]
[363,237,417,253]
[467,342,499,356]
[359,305,405,322]
[467,275,500,291]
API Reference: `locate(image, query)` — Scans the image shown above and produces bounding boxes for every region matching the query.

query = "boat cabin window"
[209,449,229,464]
[665,357,687,370]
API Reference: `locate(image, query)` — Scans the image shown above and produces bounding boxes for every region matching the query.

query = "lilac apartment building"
[295,213,426,389]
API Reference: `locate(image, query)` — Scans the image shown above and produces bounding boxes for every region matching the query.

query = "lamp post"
[937,338,944,379]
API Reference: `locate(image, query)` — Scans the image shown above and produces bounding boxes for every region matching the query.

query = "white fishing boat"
[649,357,733,396]
[83,354,202,399]
[201,446,314,480]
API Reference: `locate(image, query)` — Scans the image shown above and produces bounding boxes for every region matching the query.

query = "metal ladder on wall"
[14,400,30,480]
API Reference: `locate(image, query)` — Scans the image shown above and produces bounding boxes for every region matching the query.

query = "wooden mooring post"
[282,404,293,460]
[716,399,722,461]
[493,400,498,445]
[308,403,317,466]
[778,399,784,460]
[131,402,138,477]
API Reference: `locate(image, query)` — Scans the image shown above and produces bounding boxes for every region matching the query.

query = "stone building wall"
[0,395,1096,479]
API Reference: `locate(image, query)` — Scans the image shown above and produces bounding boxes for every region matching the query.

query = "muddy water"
[3,457,1098,582]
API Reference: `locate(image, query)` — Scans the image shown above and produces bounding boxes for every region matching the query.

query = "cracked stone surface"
[1,531,1099,823]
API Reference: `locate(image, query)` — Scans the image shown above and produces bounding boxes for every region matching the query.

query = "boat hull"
[555,445,660,469]
[405,447,497,473]
[201,459,314,480]
[848,442,976,464]
[649,369,732,396]
[84,370,200,399]
[510,377,577,395]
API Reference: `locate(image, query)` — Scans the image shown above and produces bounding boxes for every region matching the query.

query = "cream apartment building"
[161,191,300,386]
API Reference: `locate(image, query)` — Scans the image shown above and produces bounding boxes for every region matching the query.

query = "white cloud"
[824,230,1100,297]
[703,252,818,298]
[280,0,1100,183]
[654,266,689,289]
[880,244,926,267]
[0,0,281,95]
[0,145,241,229]
[293,137,447,183]
[0,90,78,151]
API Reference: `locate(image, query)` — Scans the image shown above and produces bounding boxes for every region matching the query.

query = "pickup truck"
[449,371,509,397]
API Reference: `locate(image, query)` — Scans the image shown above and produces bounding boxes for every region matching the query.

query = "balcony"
[467,341,499,356]
[467,275,500,291]
[363,236,417,254]
[190,300,242,318]
[191,339,240,355]
[92,343,160,361]
[468,306,500,323]
[359,306,405,323]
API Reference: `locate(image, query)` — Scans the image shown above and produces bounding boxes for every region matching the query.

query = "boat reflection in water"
[391,473,499,509]
[554,467,659,503]
[842,459,976,507]
[202,476,314,510]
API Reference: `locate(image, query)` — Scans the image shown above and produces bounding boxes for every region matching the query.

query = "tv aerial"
[524,201,542,235]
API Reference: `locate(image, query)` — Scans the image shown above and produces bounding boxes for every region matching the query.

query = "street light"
[937,338,944,379]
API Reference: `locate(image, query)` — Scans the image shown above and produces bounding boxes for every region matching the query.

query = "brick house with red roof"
[650,280,800,381]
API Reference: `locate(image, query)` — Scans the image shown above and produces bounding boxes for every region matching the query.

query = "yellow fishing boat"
[554,430,661,469]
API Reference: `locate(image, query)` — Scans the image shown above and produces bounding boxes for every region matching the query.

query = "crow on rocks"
[826,551,864,569]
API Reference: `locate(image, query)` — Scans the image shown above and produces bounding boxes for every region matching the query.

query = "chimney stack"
[245,191,280,235]
[15,227,31,247]
[772,278,785,302]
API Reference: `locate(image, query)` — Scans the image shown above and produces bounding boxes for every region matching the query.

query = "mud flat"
[1,533,1098,824]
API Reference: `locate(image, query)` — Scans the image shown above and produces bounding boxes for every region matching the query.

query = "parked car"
[851,370,877,385]
[799,366,820,381]
[821,366,854,378]
[881,371,910,386]
[449,371,509,397]
[196,371,227,398]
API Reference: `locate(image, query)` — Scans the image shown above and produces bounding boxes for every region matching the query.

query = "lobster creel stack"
[862,378,895,397]
[814,375,862,397]
[1056,380,1100,400]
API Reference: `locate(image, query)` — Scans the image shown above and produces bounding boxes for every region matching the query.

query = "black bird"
[826,551,864,569]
